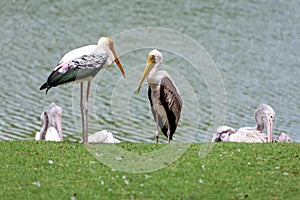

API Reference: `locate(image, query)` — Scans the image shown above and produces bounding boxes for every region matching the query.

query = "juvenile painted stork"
[35,103,63,141]
[40,37,125,144]
[137,49,182,143]
[213,104,275,143]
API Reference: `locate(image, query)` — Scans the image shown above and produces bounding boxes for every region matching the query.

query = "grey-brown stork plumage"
[137,49,182,143]
[40,37,125,144]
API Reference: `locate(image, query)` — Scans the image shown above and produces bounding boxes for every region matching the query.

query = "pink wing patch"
[54,62,71,74]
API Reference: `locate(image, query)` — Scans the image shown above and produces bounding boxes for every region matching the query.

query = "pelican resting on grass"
[35,103,63,141]
[86,130,121,143]
[212,126,235,142]
[213,128,292,143]
[213,104,292,143]
[213,104,275,143]
[274,132,292,143]
[137,49,182,143]
[40,37,125,144]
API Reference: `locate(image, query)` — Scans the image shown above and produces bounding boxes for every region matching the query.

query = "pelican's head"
[213,126,235,142]
[276,132,292,143]
[255,104,275,142]
[98,37,125,78]
[137,49,163,92]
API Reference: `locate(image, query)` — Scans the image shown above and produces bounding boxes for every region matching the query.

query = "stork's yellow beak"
[107,37,125,78]
[137,55,155,92]
[114,56,125,78]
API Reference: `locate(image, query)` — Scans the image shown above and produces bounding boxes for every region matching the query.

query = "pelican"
[213,104,275,143]
[87,130,121,143]
[229,104,275,142]
[213,128,292,143]
[40,37,125,144]
[275,132,292,143]
[35,103,63,141]
[137,49,182,143]
[212,126,235,142]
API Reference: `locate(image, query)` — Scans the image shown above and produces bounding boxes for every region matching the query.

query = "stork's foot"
[155,131,159,144]
[167,131,171,143]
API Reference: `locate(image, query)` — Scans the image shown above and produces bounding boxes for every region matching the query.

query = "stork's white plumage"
[40,37,125,144]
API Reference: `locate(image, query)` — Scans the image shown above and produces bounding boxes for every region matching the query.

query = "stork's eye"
[151,55,156,62]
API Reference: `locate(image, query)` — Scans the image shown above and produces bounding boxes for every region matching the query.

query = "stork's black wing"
[159,77,182,140]
[40,53,107,93]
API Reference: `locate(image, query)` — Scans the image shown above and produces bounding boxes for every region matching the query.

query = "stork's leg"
[155,112,159,143]
[167,129,171,143]
[84,81,91,144]
[80,82,85,144]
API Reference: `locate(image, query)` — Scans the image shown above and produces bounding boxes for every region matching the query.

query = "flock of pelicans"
[37,36,292,144]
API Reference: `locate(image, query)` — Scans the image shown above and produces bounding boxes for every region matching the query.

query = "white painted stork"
[137,49,182,143]
[35,103,63,141]
[40,37,125,144]
[213,104,275,143]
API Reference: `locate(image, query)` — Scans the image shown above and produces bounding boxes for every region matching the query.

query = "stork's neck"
[40,111,49,140]
[98,45,114,67]
[147,62,161,83]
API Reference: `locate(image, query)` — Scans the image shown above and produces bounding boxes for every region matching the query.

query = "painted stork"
[40,37,125,144]
[35,103,63,141]
[137,49,182,143]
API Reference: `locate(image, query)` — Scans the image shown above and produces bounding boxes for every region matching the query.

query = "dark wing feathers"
[40,53,107,93]
[160,77,182,140]
[148,77,182,140]
[148,86,166,136]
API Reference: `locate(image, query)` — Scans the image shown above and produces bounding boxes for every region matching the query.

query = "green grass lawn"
[0,141,299,199]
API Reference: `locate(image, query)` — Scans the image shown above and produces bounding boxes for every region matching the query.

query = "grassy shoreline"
[0,141,299,199]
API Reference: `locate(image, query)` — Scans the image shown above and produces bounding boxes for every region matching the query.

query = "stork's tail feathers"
[40,82,52,94]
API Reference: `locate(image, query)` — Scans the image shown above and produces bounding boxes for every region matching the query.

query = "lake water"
[0,0,299,142]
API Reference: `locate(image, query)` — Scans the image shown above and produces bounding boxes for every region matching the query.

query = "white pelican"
[40,37,125,144]
[213,128,292,143]
[137,49,182,143]
[213,104,275,143]
[87,130,121,143]
[35,103,63,141]
[212,126,235,142]
[275,132,292,143]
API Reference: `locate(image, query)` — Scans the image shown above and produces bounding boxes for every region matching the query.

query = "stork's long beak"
[111,46,125,78]
[137,55,155,92]
[266,117,274,142]
[55,113,63,141]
